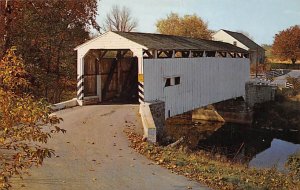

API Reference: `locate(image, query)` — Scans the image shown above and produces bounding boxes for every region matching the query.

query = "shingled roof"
[113,31,248,53]
[221,30,265,51]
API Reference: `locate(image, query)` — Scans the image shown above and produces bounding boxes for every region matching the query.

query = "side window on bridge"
[164,76,181,87]
[175,77,180,85]
[165,78,171,87]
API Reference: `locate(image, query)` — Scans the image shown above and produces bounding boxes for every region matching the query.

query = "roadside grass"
[286,152,300,181]
[125,130,300,190]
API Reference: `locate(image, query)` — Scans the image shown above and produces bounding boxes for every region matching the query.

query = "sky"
[96,0,300,45]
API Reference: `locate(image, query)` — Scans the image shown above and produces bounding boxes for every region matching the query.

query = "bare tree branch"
[104,5,138,32]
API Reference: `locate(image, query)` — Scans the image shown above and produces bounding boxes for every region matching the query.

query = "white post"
[77,54,85,106]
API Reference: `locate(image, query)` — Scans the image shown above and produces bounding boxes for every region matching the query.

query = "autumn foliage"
[272,25,300,64]
[0,0,99,103]
[156,13,212,40]
[0,1,99,188]
[0,48,65,189]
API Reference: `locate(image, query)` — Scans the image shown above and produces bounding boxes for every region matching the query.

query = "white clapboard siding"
[144,57,250,118]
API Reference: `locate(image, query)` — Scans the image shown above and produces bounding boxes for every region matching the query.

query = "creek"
[165,119,300,171]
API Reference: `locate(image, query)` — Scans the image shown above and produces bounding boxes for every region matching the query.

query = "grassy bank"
[286,152,300,181]
[125,130,300,190]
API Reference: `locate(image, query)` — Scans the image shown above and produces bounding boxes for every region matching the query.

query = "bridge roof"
[114,31,248,53]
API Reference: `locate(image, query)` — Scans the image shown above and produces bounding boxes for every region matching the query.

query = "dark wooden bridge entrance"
[84,50,138,103]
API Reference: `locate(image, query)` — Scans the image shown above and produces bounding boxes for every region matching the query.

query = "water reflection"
[164,118,300,170]
[249,139,300,171]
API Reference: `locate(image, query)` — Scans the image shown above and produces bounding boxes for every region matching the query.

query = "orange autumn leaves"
[156,13,212,40]
[0,0,99,103]
[273,25,300,64]
[0,48,65,189]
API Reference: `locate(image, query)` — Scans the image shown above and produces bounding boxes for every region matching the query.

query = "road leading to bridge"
[12,105,209,190]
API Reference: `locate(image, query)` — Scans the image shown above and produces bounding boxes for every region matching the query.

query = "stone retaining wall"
[245,82,276,107]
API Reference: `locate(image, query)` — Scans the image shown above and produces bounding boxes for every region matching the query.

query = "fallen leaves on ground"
[124,129,300,190]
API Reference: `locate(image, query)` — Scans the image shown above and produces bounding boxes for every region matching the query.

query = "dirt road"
[13,105,209,190]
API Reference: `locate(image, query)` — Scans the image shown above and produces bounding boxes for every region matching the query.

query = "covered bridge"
[75,31,250,120]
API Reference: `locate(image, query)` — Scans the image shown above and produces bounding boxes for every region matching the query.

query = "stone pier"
[245,82,276,107]
[139,101,165,143]
[192,100,253,125]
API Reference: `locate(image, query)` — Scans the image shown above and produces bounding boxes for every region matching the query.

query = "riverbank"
[253,99,300,131]
[125,130,300,190]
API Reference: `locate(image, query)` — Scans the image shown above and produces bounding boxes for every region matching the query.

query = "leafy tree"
[0,48,65,189]
[0,0,100,103]
[104,5,138,32]
[156,13,212,40]
[272,25,300,64]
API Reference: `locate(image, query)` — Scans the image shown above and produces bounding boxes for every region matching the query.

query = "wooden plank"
[120,58,138,99]
[99,58,115,74]
[83,55,97,96]
[84,75,97,96]
[102,59,117,100]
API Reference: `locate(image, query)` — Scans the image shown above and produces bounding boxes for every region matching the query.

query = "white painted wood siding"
[143,58,250,118]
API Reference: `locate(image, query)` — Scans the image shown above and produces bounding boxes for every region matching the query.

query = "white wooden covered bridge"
[75,32,250,141]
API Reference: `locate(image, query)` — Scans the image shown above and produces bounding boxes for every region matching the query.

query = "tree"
[0,0,100,103]
[104,5,138,32]
[0,0,14,58]
[272,25,300,64]
[156,13,212,40]
[0,48,65,189]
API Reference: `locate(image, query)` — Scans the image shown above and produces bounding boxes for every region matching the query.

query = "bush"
[0,48,65,189]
